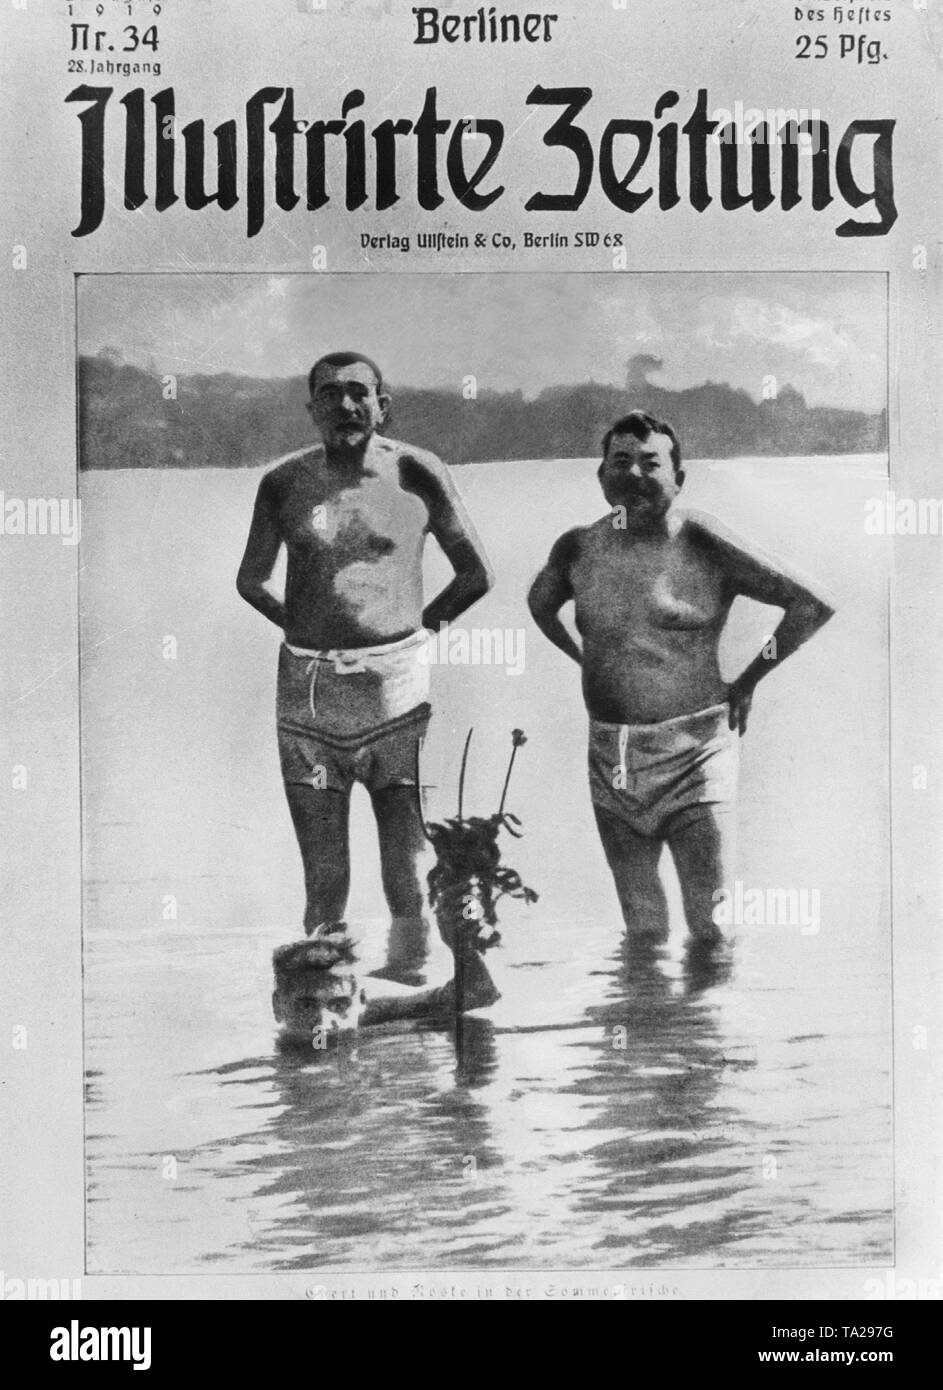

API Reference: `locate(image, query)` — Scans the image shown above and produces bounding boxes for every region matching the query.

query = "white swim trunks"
[277,630,431,793]
[588,702,739,838]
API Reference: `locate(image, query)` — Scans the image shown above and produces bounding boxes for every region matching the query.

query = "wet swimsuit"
[588,702,738,838]
[277,630,431,794]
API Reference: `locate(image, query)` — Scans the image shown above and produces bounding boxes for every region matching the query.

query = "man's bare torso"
[567,511,732,723]
[267,437,433,649]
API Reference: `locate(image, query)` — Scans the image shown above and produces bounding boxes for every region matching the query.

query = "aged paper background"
[1,0,940,1299]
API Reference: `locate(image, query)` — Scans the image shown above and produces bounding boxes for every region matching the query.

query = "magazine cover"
[1,0,940,1327]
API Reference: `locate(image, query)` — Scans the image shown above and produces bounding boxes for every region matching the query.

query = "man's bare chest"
[573,535,728,632]
[279,470,429,555]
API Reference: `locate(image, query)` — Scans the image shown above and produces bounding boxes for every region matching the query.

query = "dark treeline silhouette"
[78,350,886,470]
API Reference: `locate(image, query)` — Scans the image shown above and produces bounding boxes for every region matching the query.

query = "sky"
[77,272,886,412]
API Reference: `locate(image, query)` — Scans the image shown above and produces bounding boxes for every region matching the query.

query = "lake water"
[80,454,893,1272]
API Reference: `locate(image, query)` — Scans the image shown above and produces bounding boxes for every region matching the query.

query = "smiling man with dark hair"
[528,409,834,947]
[600,411,681,473]
[237,352,493,982]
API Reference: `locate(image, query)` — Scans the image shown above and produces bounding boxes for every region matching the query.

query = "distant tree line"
[78,350,886,470]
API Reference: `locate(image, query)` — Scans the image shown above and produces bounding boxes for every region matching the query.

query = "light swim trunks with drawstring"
[588,702,738,839]
[277,630,431,794]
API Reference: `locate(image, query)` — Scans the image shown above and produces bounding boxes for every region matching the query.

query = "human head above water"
[272,965,366,1041]
[272,925,366,1042]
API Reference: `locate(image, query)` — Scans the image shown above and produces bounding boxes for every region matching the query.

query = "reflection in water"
[182,1018,502,1270]
[85,913,891,1272]
[562,938,759,1263]
[154,940,750,1269]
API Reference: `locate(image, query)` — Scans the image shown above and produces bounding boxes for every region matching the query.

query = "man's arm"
[236,472,287,629]
[402,450,494,629]
[688,512,836,733]
[362,950,499,1024]
[527,529,583,665]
